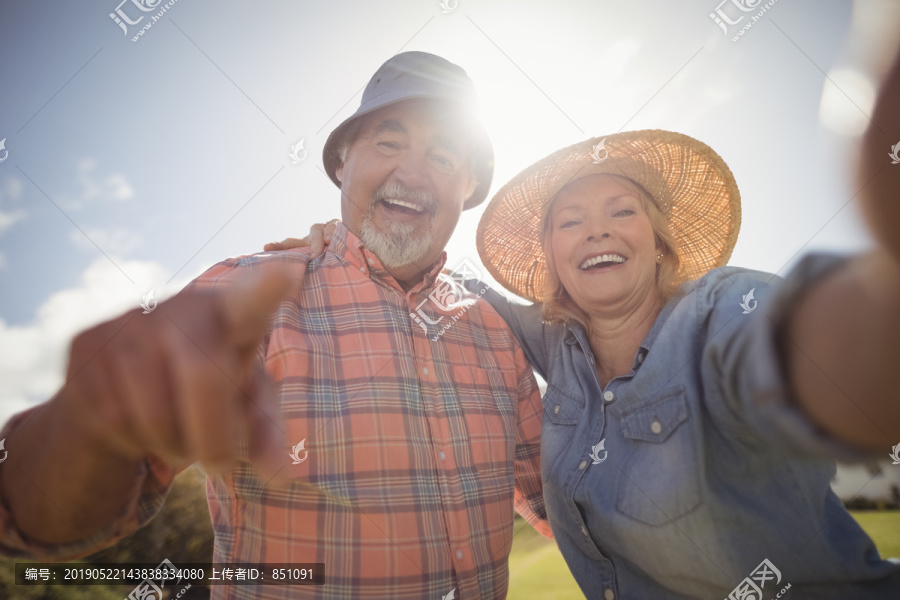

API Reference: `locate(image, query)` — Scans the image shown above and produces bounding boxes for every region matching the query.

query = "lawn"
[507,511,900,599]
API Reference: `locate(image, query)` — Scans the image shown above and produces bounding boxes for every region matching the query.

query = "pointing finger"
[220,263,294,351]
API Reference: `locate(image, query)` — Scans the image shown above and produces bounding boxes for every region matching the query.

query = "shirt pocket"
[451,365,517,479]
[540,383,585,476]
[614,387,702,526]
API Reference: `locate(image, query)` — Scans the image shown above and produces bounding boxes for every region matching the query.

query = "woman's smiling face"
[548,174,662,315]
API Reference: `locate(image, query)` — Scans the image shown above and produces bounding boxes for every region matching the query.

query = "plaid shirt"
[0,223,549,599]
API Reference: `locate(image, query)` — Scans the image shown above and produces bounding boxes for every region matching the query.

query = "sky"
[1,0,899,429]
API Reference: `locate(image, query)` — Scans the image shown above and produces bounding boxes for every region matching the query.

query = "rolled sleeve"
[707,254,874,461]
[0,406,178,560]
[511,353,553,538]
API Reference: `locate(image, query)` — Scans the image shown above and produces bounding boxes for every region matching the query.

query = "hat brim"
[322,94,494,211]
[476,130,741,303]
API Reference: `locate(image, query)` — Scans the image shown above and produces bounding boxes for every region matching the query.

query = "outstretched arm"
[785,46,900,452]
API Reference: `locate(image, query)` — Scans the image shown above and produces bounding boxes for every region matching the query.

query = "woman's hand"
[856,42,900,262]
[785,41,900,452]
[264,219,341,259]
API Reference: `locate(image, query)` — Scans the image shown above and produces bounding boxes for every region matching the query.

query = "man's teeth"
[384,198,425,213]
[580,254,626,269]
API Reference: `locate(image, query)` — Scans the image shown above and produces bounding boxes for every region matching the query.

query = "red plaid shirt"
[0,224,549,599]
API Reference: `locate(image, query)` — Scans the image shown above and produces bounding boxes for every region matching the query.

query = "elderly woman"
[270,53,900,598]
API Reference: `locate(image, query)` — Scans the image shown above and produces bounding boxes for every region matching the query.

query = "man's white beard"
[358,214,435,270]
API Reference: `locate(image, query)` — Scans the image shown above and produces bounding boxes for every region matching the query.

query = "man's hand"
[264,219,340,259]
[57,263,293,477]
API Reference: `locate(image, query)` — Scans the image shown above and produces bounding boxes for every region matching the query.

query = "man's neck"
[385,265,427,292]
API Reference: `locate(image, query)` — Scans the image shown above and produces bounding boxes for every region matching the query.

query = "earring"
[656,254,664,263]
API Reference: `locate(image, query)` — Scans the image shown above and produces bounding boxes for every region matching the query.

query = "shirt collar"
[562,280,694,368]
[328,222,449,297]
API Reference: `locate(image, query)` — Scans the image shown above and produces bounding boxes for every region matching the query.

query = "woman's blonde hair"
[540,174,685,333]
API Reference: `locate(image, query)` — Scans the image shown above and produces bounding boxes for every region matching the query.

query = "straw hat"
[476,130,741,303]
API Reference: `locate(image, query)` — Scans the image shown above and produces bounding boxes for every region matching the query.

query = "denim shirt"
[475,254,900,600]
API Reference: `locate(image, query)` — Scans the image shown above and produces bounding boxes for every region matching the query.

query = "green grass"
[508,522,584,599]
[508,511,900,600]
[850,510,900,559]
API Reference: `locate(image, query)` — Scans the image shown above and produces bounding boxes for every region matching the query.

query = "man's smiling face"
[336,99,478,284]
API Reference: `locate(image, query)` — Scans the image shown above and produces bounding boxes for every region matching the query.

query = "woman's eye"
[615,209,635,217]
[560,220,580,229]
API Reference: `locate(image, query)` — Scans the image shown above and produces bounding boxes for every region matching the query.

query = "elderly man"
[0,52,549,599]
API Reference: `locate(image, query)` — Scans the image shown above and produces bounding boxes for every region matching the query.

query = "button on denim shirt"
[475,254,900,599]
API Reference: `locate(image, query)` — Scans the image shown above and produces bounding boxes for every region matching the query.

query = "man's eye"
[432,155,455,169]
[378,141,400,150]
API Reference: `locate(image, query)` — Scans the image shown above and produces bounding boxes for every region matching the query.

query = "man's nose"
[393,150,429,189]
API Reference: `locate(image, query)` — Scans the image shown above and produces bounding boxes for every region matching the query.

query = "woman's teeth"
[580,254,626,270]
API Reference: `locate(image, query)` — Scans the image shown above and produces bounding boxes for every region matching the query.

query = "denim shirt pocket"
[540,383,585,476]
[614,387,702,526]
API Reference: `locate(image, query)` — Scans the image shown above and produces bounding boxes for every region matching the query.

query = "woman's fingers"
[323,219,339,243]
[265,237,309,252]
[262,220,342,254]
[308,224,326,258]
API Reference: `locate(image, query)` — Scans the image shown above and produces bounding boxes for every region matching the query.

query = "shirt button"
[604,589,615,600]
[367,257,374,265]
[651,420,662,434]
[638,353,645,363]
[423,367,429,376]
[603,391,614,402]
[456,549,463,559]
[359,266,366,273]
[578,460,587,470]
[554,405,560,414]
[439,451,446,461]
[581,525,589,537]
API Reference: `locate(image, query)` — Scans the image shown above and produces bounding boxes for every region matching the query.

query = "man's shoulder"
[189,248,314,289]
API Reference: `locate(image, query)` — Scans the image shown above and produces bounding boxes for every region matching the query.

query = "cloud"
[0,256,196,431]
[0,209,25,235]
[0,176,26,236]
[69,227,144,256]
[61,159,135,209]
